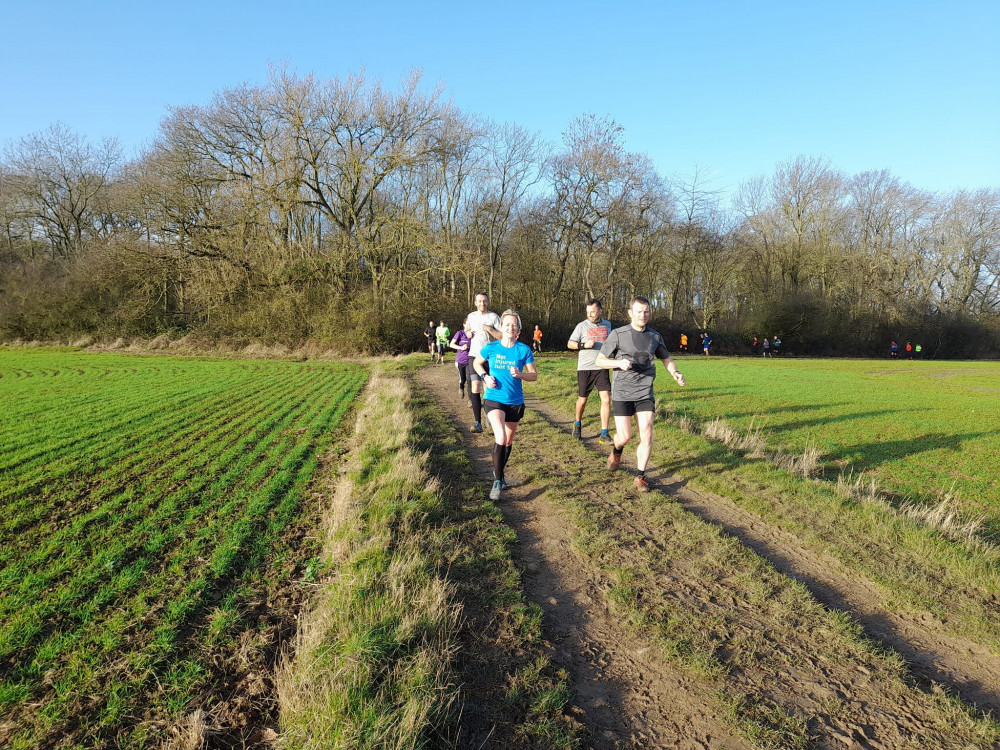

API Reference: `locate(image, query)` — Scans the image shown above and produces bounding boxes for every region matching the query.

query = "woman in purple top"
[450,318,474,398]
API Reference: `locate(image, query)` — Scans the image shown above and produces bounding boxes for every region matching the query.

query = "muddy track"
[519,383,1000,719]
[417,365,749,750]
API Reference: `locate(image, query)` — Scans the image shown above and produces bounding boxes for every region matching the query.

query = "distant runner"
[567,298,613,443]
[596,296,686,493]
[424,320,437,360]
[435,321,451,364]
[532,325,543,353]
[450,318,474,398]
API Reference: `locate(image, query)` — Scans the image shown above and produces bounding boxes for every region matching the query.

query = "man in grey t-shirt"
[567,298,613,442]
[595,296,685,492]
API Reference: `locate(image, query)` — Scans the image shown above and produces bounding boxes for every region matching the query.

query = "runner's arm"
[660,356,686,386]
[595,352,630,371]
[511,361,538,382]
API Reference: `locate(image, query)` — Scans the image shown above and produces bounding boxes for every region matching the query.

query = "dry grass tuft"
[148,334,172,350]
[899,492,990,549]
[164,709,208,750]
[835,473,996,554]
[835,470,883,503]
[702,417,768,460]
[243,342,291,358]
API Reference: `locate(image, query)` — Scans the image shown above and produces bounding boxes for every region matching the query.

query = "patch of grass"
[276,363,580,749]
[528,357,1000,652]
[0,349,365,747]
[511,398,1000,748]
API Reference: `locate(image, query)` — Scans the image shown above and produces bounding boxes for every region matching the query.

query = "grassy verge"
[276,363,580,749]
[527,362,1000,653]
[510,406,1000,749]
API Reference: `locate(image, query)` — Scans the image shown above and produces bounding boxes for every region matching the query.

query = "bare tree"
[5,123,122,258]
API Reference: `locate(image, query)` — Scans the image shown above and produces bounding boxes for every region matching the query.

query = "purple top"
[451,329,473,365]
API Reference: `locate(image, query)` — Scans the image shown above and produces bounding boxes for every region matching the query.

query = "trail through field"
[421,362,1000,749]
[418,365,748,750]
[519,379,1000,719]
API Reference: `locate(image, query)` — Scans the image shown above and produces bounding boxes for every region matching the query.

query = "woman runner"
[473,309,537,500]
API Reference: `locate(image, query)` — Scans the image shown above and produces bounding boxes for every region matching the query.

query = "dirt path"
[520,384,1000,719]
[418,365,749,750]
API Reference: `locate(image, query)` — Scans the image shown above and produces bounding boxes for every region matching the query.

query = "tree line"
[2,69,999,357]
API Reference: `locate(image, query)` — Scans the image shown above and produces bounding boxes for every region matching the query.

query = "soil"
[417,362,1000,748]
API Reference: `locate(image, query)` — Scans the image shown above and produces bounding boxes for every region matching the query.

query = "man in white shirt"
[567,299,613,443]
[466,292,501,433]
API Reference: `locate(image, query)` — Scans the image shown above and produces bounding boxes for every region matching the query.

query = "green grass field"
[0,348,366,748]
[533,354,1000,513]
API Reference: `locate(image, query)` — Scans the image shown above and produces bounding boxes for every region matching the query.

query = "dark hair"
[586,298,603,309]
[474,292,489,301]
[629,296,651,308]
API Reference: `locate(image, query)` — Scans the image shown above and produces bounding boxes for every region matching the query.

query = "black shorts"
[612,398,654,417]
[577,369,611,397]
[483,399,525,423]
[466,361,489,382]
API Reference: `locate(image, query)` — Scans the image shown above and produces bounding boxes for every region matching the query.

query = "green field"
[0,348,366,748]
[533,354,1000,514]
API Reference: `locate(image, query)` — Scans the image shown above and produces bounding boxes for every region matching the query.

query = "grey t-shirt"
[599,325,670,401]
[569,318,613,370]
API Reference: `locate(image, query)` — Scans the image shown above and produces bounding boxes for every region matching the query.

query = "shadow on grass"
[831,431,992,472]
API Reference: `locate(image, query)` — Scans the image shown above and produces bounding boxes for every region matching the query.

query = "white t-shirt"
[467,309,501,357]
[569,318,613,371]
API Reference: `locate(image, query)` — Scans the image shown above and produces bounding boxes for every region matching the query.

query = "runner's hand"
[509,366,519,378]
[618,359,632,371]
[673,371,686,386]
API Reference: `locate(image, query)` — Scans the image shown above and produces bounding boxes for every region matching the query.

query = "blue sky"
[2,0,997,201]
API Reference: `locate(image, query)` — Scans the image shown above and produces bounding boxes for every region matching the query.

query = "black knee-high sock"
[492,442,504,480]
[471,392,483,422]
[501,443,513,477]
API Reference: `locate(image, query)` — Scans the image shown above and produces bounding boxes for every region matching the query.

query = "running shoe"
[489,479,503,500]
[500,475,509,490]
[572,422,582,440]
[598,430,611,444]
[634,476,650,493]
[607,451,621,471]
[471,422,483,433]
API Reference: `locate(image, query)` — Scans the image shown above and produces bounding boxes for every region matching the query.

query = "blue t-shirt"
[481,340,535,405]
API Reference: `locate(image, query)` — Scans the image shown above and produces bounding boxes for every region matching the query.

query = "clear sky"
[2,0,997,201]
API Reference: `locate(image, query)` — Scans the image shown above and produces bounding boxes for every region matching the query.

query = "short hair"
[629,296,651,309]
[474,292,489,302]
[586,298,603,309]
[500,309,522,331]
